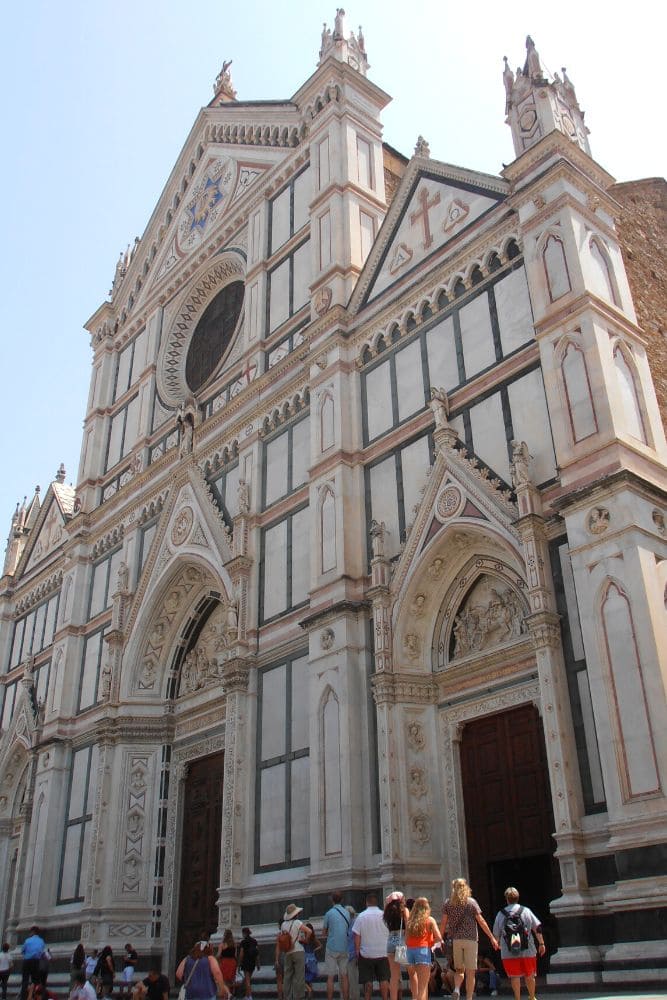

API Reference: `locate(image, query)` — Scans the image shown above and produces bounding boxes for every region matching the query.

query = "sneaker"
[452,991,460,999]
[491,992,498,997]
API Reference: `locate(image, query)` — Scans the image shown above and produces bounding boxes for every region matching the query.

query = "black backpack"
[502,906,529,953]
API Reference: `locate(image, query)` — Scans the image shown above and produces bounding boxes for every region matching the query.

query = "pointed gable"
[20,482,73,576]
[352,159,508,310]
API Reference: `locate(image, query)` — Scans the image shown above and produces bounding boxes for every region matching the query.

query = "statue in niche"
[411,594,426,618]
[451,575,526,658]
[429,386,450,431]
[237,479,250,514]
[334,8,345,37]
[370,519,386,558]
[510,440,532,488]
[117,560,129,593]
[225,600,239,639]
[101,660,113,700]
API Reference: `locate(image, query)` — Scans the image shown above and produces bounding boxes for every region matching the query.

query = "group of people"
[274,882,545,1000]
[176,928,260,1000]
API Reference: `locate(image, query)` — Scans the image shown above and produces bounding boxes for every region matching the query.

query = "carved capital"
[526,611,561,649]
[371,672,437,706]
[222,657,251,693]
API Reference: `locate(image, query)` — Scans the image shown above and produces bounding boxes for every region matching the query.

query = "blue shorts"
[386,931,403,955]
[406,946,431,966]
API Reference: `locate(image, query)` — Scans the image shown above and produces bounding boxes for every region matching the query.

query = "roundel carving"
[436,486,462,521]
[171,506,194,546]
[157,254,245,407]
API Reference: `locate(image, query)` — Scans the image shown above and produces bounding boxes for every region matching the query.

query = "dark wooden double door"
[176,752,224,962]
[460,705,560,959]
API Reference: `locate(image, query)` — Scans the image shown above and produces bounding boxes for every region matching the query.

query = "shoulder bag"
[394,915,408,966]
[178,957,199,1000]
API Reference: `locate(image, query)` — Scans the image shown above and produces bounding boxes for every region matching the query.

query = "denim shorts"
[406,946,431,966]
[386,931,403,955]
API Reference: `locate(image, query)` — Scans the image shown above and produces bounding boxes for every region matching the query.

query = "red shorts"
[503,957,537,978]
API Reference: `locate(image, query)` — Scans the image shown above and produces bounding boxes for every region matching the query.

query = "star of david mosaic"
[187,176,224,233]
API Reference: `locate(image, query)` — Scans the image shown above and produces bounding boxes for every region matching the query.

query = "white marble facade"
[0,20,666,987]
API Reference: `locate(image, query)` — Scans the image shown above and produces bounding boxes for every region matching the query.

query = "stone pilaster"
[216,656,251,933]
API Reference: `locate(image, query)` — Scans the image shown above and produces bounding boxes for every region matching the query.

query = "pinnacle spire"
[318,9,369,75]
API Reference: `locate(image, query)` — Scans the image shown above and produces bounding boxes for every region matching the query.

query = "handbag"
[394,915,408,966]
[178,957,199,1000]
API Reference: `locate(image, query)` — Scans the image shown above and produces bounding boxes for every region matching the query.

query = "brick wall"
[611,177,667,430]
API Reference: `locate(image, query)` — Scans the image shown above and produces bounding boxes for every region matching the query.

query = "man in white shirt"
[351,894,389,1000]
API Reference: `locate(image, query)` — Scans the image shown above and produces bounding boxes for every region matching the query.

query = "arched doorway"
[459,704,560,962]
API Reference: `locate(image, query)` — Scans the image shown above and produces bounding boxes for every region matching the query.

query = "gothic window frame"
[7,590,60,671]
[112,327,147,404]
[540,231,572,302]
[556,333,599,444]
[266,236,312,336]
[258,503,310,624]
[254,651,311,872]
[268,165,311,256]
[611,338,648,444]
[57,743,98,904]
[77,625,108,713]
[360,260,532,447]
[261,413,310,510]
[137,517,159,575]
[588,235,620,306]
[0,679,18,731]
[364,429,435,565]
[104,392,140,473]
[87,546,124,622]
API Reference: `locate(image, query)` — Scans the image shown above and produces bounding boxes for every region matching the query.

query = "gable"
[22,494,67,575]
[150,148,278,288]
[360,165,508,307]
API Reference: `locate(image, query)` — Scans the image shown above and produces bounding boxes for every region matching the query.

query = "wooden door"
[459,705,559,935]
[176,752,224,961]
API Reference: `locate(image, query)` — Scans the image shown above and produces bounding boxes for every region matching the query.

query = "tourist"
[132,960,169,1000]
[351,892,390,1000]
[274,923,285,1000]
[70,970,96,1000]
[492,888,545,1000]
[122,944,138,988]
[84,952,98,983]
[405,898,442,1000]
[321,891,350,1000]
[0,943,13,1000]
[70,945,86,991]
[383,892,409,1000]
[303,924,321,997]
[21,926,45,1000]
[176,940,228,1000]
[440,879,497,1000]
[237,928,260,1000]
[216,931,237,995]
[95,947,115,998]
[345,908,359,1000]
[277,903,312,1000]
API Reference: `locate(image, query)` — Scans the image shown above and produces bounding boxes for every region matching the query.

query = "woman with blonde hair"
[404,898,442,1000]
[439,879,498,1000]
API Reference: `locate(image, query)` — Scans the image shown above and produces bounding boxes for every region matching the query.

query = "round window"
[185,280,244,393]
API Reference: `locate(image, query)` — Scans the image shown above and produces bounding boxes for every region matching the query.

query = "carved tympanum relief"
[179,601,238,695]
[446,574,527,662]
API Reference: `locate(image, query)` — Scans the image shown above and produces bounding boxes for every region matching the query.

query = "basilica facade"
[1,15,665,987]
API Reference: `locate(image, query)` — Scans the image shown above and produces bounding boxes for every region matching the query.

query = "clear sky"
[1,0,664,541]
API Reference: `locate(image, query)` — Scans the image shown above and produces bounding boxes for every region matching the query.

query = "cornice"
[299,599,371,630]
[371,671,438,705]
[502,130,616,191]
[552,468,667,517]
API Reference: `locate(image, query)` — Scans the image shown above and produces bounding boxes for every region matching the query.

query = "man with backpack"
[492,888,545,1000]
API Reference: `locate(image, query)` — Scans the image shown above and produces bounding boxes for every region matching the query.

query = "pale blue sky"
[1,0,664,540]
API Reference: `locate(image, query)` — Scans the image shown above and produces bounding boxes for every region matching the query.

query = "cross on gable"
[410,186,441,251]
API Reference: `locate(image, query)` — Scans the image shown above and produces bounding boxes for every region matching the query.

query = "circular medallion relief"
[436,486,462,521]
[171,506,194,546]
